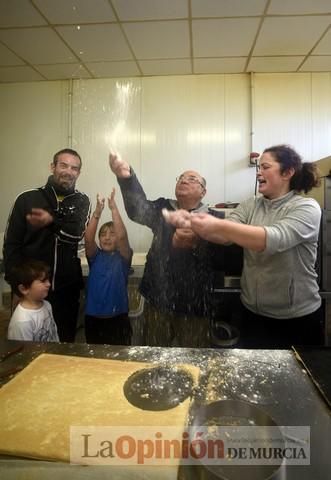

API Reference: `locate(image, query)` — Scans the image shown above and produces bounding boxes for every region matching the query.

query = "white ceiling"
[0,0,331,83]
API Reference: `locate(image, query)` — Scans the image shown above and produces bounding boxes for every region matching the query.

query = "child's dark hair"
[10,259,50,297]
[263,144,321,194]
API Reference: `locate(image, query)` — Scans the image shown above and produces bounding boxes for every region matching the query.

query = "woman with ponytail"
[163,145,324,348]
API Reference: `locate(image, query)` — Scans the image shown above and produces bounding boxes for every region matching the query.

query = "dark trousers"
[47,284,81,343]
[85,314,132,345]
[239,303,325,349]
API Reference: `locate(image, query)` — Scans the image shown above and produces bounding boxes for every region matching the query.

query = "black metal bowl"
[190,400,285,480]
[123,365,194,411]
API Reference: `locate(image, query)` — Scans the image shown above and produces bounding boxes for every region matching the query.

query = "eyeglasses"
[176,175,205,189]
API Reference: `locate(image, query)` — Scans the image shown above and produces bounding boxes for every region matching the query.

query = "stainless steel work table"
[0,340,330,479]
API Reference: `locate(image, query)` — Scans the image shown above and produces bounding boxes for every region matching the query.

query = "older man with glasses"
[109,153,223,347]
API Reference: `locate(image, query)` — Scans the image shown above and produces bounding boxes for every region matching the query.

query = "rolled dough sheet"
[0,353,198,467]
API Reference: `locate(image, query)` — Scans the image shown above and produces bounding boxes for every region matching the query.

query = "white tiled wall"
[1,72,331,253]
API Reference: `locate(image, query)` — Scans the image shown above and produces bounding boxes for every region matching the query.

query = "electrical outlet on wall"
[249,152,260,167]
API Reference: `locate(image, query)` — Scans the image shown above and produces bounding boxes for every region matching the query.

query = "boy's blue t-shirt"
[85,248,131,316]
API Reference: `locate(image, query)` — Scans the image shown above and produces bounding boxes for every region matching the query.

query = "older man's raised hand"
[109,152,131,178]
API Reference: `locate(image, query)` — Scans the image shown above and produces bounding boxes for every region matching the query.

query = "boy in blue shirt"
[84,189,132,344]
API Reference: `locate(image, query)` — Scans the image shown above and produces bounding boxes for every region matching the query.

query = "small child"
[7,259,59,342]
[84,188,133,345]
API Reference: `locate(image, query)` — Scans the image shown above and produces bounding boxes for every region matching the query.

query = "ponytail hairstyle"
[263,144,320,194]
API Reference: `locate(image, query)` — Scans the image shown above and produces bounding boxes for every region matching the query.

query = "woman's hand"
[162,208,192,229]
[163,208,231,245]
[190,213,222,241]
